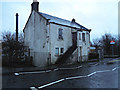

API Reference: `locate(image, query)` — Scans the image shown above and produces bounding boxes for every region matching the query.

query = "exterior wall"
[49,23,72,64]
[77,31,90,62]
[24,11,49,67]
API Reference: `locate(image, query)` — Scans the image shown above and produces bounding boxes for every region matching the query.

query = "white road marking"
[112,68,117,71]
[45,70,52,72]
[20,71,46,74]
[89,63,99,67]
[30,67,120,89]
[14,73,19,76]
[38,79,65,89]
[30,87,38,90]
[96,70,111,73]
[66,75,87,80]
[53,68,59,71]
[15,71,46,75]
[14,65,82,75]
[75,65,82,69]
[87,72,96,77]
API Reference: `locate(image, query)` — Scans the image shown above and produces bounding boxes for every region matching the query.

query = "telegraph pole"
[16,13,18,41]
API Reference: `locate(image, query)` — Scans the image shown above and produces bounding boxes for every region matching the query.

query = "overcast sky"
[0,0,118,41]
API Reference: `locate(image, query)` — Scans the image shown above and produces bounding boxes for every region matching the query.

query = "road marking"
[45,70,52,72]
[89,63,99,67]
[96,70,111,73]
[30,87,38,90]
[66,75,87,80]
[14,71,46,76]
[31,67,119,89]
[87,72,96,77]
[38,79,65,89]
[112,68,117,71]
[14,73,19,76]
[14,65,82,76]
[53,68,59,71]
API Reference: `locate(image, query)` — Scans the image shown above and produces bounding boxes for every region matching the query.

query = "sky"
[0,0,119,41]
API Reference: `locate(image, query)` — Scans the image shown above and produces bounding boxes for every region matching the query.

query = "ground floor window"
[61,48,64,54]
[55,48,59,55]
[55,48,64,55]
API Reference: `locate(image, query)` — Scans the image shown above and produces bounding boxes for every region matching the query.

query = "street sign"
[110,40,115,44]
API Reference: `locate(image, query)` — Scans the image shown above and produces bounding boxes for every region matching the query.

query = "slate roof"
[39,12,89,30]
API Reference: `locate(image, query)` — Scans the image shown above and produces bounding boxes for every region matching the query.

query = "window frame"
[55,48,59,55]
[82,33,85,42]
[58,28,63,40]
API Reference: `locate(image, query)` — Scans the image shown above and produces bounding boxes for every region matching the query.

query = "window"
[82,33,85,42]
[58,28,63,40]
[61,48,64,54]
[79,33,81,40]
[55,48,59,55]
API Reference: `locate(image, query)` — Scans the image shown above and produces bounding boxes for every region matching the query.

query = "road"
[2,58,120,89]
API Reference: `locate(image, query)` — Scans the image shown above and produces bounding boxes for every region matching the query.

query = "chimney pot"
[72,18,75,23]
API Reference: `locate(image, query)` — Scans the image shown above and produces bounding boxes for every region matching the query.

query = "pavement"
[2,59,100,74]
[2,58,120,74]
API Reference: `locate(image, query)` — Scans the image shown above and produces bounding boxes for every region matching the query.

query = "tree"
[92,33,119,55]
[2,31,24,66]
[92,38,101,48]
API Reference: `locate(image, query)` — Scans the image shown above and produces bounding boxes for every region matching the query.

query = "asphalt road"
[2,58,120,89]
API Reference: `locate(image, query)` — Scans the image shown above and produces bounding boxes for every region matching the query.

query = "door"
[80,47,82,61]
[72,32,77,46]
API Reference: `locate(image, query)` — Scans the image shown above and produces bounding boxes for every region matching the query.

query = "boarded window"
[82,33,85,42]
[79,33,81,40]
[55,48,59,55]
[58,28,63,40]
[61,48,64,54]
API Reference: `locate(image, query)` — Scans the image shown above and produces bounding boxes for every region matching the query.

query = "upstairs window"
[58,28,63,40]
[79,33,81,40]
[82,33,85,42]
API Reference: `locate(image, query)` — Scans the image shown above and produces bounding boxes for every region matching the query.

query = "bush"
[2,31,33,67]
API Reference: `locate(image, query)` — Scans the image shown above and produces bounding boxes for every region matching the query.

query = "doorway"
[72,32,77,46]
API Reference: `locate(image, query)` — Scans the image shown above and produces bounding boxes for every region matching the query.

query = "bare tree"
[92,33,118,55]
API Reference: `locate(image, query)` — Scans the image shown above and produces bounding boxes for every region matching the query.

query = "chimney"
[72,18,76,23]
[16,13,18,41]
[31,0,39,12]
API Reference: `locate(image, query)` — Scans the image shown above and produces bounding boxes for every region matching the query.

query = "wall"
[49,23,72,64]
[24,11,49,67]
[77,31,90,62]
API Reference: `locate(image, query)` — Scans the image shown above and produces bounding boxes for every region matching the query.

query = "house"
[23,0,91,67]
